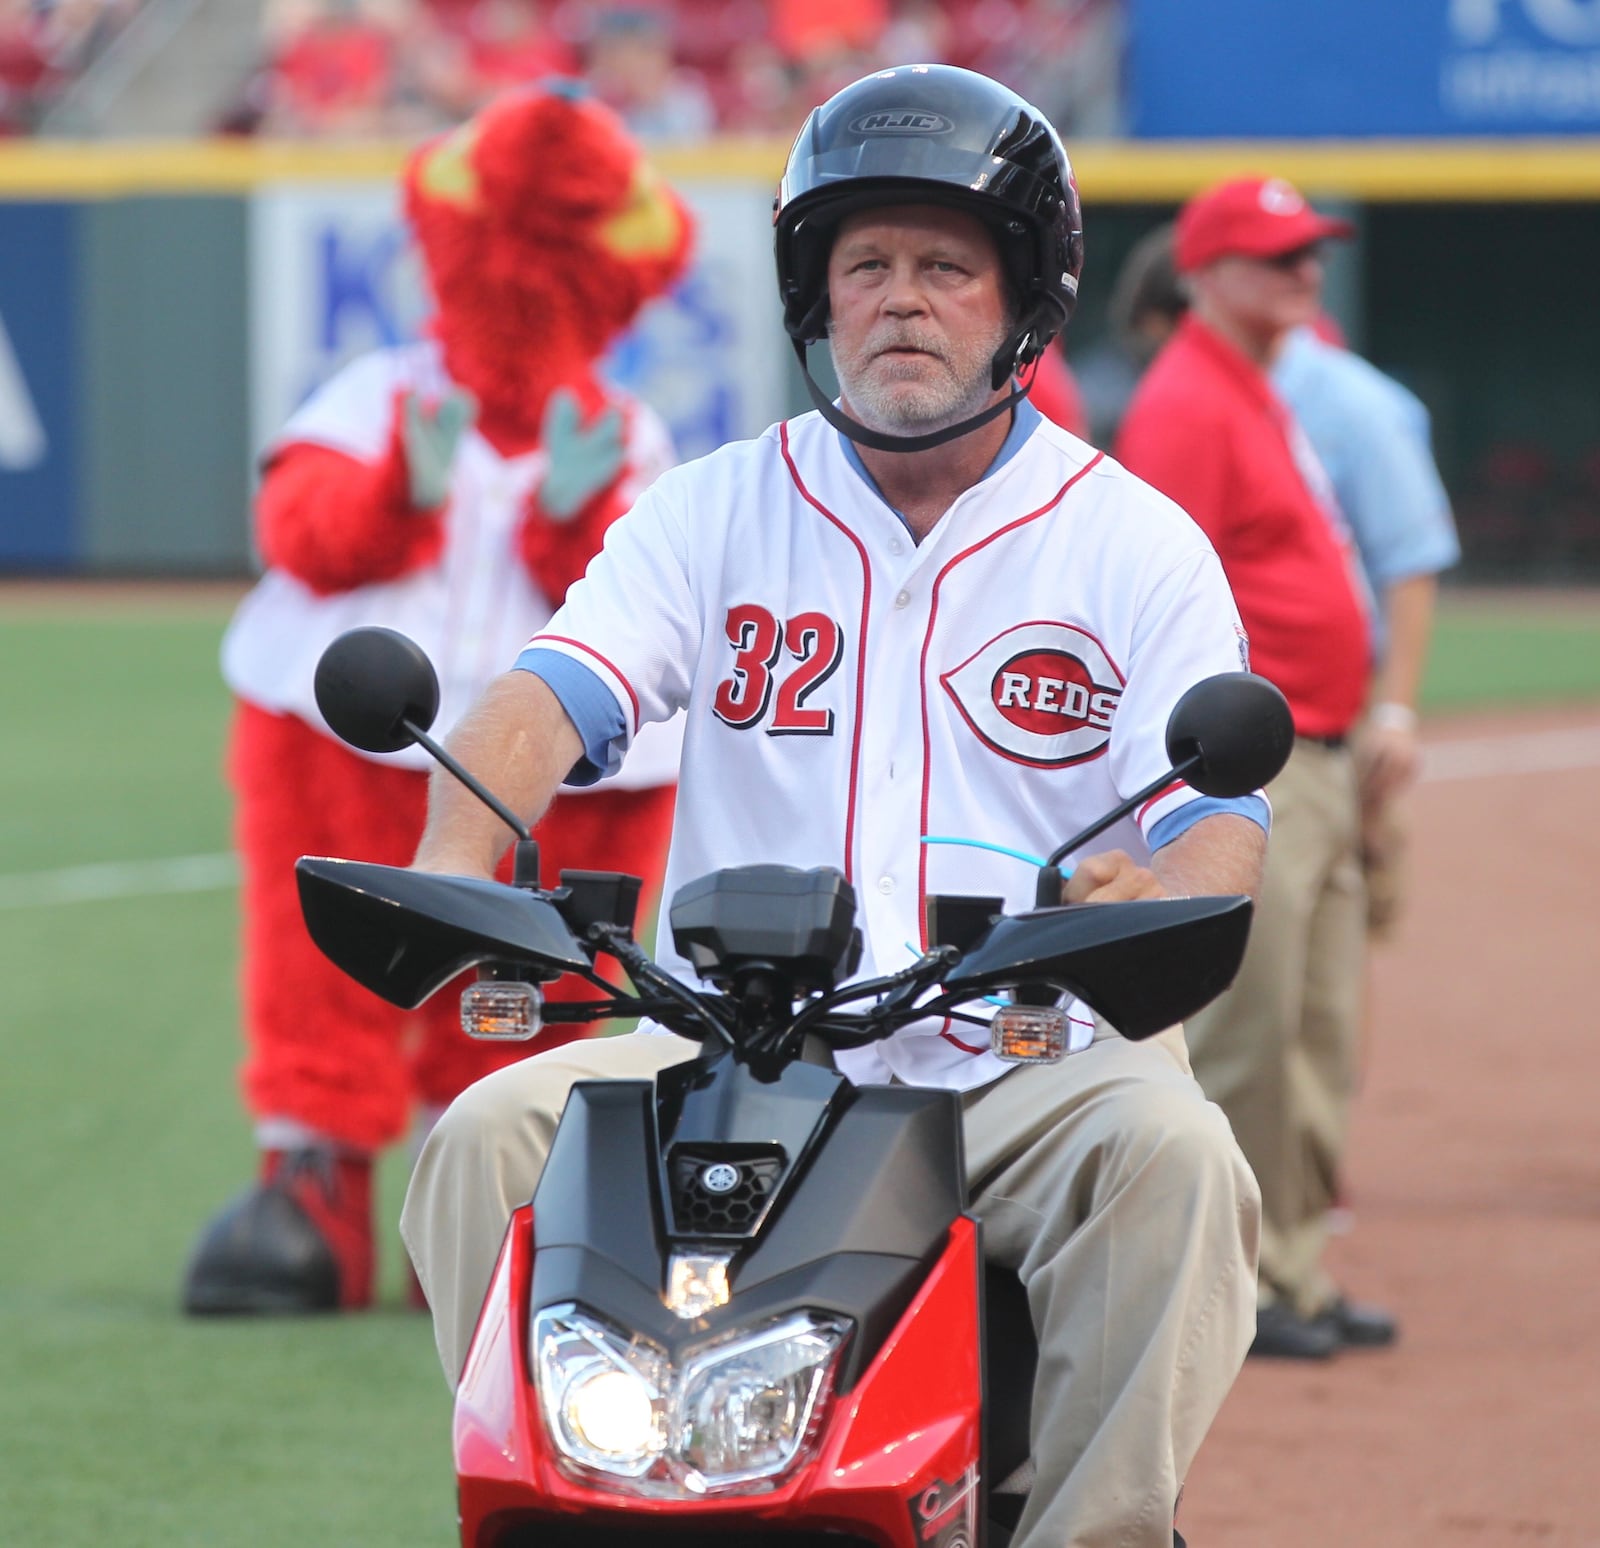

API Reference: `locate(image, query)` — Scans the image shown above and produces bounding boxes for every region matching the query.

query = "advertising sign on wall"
[248,184,426,469]
[248,179,786,488]
[0,203,79,568]
[1130,0,1600,136]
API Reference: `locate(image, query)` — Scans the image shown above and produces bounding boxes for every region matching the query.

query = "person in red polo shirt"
[1115,175,1396,1361]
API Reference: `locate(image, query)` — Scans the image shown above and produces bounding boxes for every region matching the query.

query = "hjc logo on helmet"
[849,110,956,134]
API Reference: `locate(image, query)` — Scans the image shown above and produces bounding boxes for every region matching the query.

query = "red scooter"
[297,627,1291,1548]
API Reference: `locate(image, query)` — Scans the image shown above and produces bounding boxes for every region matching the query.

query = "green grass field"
[1,587,1597,1545]
[1416,590,1600,712]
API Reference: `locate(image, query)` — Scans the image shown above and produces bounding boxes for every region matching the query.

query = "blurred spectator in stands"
[763,0,884,140]
[410,0,576,124]
[1,0,141,131]
[770,0,885,62]
[973,0,1122,137]
[581,3,714,141]
[715,36,802,135]
[0,0,59,132]
[879,0,951,65]
[251,0,408,137]
[212,0,1135,144]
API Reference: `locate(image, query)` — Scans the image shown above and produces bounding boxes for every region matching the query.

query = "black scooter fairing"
[526,1052,967,1392]
[294,857,589,1008]
[945,893,1254,1039]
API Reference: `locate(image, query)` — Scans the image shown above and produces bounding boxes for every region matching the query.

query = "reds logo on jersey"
[941,621,1124,767]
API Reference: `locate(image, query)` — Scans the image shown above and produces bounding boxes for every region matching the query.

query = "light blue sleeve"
[1148,793,1270,852]
[1276,336,1460,593]
[1336,377,1460,591]
[513,647,628,787]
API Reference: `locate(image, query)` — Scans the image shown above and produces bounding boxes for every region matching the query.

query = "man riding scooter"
[401,64,1268,1548]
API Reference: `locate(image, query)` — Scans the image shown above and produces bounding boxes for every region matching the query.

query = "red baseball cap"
[1174,176,1354,273]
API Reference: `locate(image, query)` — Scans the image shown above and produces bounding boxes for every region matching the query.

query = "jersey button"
[877,876,895,895]
[894,590,911,609]
[889,538,905,555]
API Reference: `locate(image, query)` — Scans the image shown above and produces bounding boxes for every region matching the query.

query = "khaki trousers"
[1183,739,1365,1318]
[402,1025,1258,1548]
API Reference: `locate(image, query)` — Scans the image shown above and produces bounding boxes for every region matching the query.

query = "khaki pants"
[1183,739,1365,1318]
[402,1024,1259,1548]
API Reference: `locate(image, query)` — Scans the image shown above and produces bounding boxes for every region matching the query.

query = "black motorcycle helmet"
[774,64,1084,451]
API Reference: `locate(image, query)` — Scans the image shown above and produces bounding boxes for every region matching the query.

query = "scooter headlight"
[533,1307,667,1476]
[675,1313,850,1490]
[532,1303,850,1495]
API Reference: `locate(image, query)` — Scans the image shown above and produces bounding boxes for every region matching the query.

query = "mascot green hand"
[538,387,626,521]
[402,388,478,511]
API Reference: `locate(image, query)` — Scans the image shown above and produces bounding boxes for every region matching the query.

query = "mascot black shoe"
[182,1148,373,1314]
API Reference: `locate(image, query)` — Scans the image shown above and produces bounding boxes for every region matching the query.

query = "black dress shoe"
[1318,1295,1398,1348]
[1249,1299,1340,1360]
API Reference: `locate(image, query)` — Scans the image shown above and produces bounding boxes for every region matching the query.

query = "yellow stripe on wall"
[1,135,1598,201]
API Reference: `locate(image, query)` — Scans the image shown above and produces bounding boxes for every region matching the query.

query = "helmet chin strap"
[790,310,1045,455]
[793,337,1039,454]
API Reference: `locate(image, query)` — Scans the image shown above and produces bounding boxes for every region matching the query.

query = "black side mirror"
[1165,671,1295,799]
[313,626,441,754]
[1040,670,1294,881]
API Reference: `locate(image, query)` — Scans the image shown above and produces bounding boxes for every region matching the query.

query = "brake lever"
[784,946,958,1050]
[537,994,707,1025]
[591,925,737,1050]
[877,946,961,1011]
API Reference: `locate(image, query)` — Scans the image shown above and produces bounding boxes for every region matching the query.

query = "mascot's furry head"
[404,83,695,446]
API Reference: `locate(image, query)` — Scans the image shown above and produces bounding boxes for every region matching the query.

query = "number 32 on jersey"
[712,604,843,736]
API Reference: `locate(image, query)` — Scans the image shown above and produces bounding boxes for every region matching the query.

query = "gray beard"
[828,324,1007,436]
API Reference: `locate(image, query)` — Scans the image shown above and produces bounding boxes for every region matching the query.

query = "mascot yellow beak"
[599,163,685,260]
[415,120,483,211]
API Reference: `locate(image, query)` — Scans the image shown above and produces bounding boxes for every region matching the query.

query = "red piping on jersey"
[917,453,1106,957]
[1137,779,1187,827]
[779,421,871,885]
[940,1022,986,1055]
[529,633,642,730]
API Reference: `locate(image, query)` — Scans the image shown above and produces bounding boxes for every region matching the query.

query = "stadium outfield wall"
[2,138,1598,577]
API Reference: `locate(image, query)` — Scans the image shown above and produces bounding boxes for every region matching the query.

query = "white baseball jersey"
[223,341,682,786]
[530,409,1257,1090]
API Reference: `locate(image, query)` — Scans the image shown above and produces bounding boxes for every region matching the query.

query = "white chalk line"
[1420,723,1600,783]
[1,723,1597,909]
[0,853,239,911]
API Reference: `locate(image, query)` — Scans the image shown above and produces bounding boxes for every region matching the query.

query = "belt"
[1298,732,1348,750]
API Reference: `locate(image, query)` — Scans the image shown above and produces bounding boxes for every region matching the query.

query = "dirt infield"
[1181,704,1600,1548]
[0,577,250,614]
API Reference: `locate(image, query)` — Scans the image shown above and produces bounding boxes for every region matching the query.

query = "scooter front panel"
[802,1214,985,1548]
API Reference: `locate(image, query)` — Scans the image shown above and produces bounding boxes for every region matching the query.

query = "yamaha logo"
[849,110,955,135]
[700,1163,741,1195]
[942,622,1124,767]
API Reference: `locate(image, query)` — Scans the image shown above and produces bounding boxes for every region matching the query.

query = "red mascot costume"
[183,83,694,1315]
